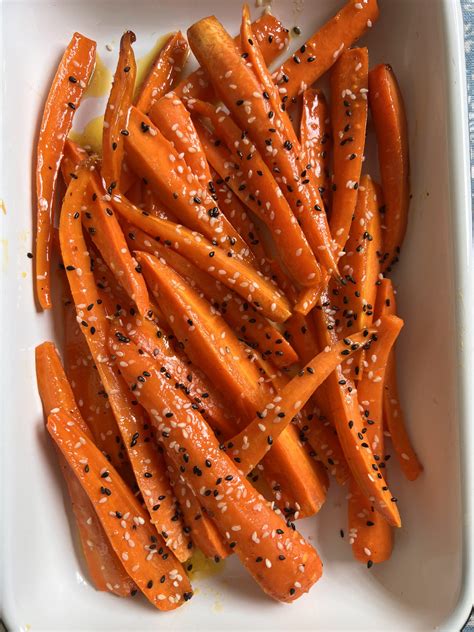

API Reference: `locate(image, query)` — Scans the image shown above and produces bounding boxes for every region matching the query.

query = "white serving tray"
[0,0,472,630]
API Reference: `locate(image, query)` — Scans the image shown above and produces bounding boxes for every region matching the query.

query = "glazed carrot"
[293,283,327,316]
[300,89,332,211]
[59,168,192,561]
[225,330,370,474]
[369,64,410,271]
[82,171,150,315]
[35,32,96,309]
[141,184,178,222]
[135,32,189,114]
[176,13,289,103]
[35,342,134,596]
[329,48,368,252]
[191,105,322,288]
[164,456,230,560]
[102,31,136,192]
[108,335,323,603]
[187,16,338,275]
[125,178,143,206]
[47,412,193,609]
[273,0,379,99]
[312,292,401,527]
[61,138,89,185]
[374,279,423,480]
[347,315,402,564]
[111,194,292,322]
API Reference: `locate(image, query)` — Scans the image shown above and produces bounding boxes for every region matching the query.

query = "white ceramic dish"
[0,0,472,630]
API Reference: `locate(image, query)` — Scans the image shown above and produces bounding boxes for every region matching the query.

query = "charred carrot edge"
[175,13,289,103]
[347,315,402,564]
[47,411,193,609]
[187,16,338,276]
[191,103,322,289]
[300,89,332,212]
[147,95,253,264]
[108,333,323,603]
[369,64,410,272]
[164,455,231,560]
[329,48,369,252]
[126,224,298,368]
[374,279,423,480]
[35,32,96,309]
[226,330,371,474]
[135,32,189,114]
[59,167,192,561]
[312,291,401,527]
[82,171,150,315]
[102,31,136,192]
[111,194,292,322]
[61,138,89,186]
[35,342,134,596]
[273,0,379,99]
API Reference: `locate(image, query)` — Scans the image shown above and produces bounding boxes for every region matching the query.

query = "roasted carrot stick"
[111,194,291,322]
[176,13,288,103]
[187,16,338,275]
[35,342,134,596]
[59,167,192,561]
[35,32,96,309]
[300,89,332,211]
[312,291,401,527]
[141,184,178,221]
[47,411,193,609]
[347,314,402,564]
[102,31,136,192]
[369,64,410,272]
[61,138,89,186]
[329,48,368,252]
[273,0,379,100]
[135,32,189,114]
[108,334,323,602]
[374,279,423,480]
[225,330,370,474]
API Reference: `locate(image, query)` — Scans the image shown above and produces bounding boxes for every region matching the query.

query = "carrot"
[135,32,189,114]
[187,16,338,276]
[273,0,379,100]
[35,342,134,596]
[329,48,368,252]
[191,104,322,288]
[111,193,292,322]
[141,184,178,221]
[225,330,371,474]
[61,138,89,186]
[374,279,423,480]
[108,334,323,602]
[102,31,136,192]
[369,64,410,272]
[47,412,193,609]
[300,89,332,211]
[312,291,401,527]
[35,32,96,309]
[175,13,289,103]
[347,314,403,564]
[59,167,192,561]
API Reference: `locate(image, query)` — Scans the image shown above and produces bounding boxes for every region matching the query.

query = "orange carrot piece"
[375,279,423,480]
[141,184,178,221]
[312,291,401,527]
[300,89,332,211]
[35,32,96,309]
[35,342,134,596]
[61,138,89,185]
[59,168,192,561]
[226,330,370,474]
[47,412,193,609]
[176,13,289,103]
[111,193,291,322]
[274,0,379,99]
[329,48,368,252]
[102,31,136,192]
[108,335,323,602]
[135,32,189,114]
[187,16,338,276]
[369,64,410,271]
